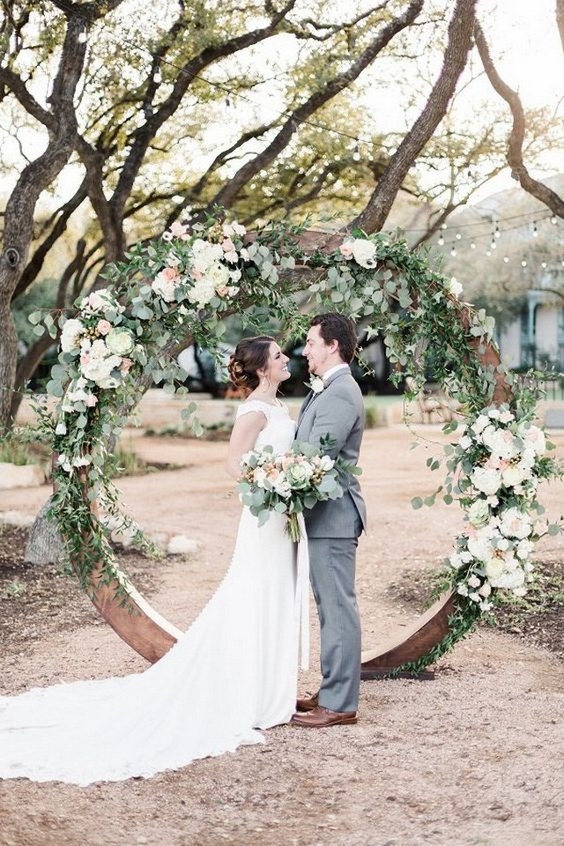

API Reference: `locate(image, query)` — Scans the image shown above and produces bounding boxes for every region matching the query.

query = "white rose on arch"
[448,277,463,298]
[190,239,224,272]
[471,466,502,496]
[61,318,85,353]
[467,499,490,528]
[106,328,135,356]
[517,423,546,456]
[339,237,377,269]
[498,507,533,540]
[80,288,122,314]
[187,275,219,309]
[152,267,180,302]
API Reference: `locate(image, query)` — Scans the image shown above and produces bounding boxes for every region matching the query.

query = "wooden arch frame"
[79,296,511,675]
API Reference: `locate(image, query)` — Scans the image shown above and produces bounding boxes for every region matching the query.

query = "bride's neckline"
[245,393,283,408]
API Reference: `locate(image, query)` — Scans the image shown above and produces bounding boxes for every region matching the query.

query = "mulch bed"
[0,525,158,653]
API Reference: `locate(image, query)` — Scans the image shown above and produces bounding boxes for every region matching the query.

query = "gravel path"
[0,424,563,846]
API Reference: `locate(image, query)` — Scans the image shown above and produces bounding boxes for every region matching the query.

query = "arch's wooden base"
[90,562,456,673]
[90,564,182,663]
[360,590,456,678]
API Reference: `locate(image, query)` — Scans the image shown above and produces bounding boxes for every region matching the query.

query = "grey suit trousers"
[308,533,362,713]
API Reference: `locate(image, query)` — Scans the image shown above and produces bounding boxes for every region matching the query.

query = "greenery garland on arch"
[32,210,562,673]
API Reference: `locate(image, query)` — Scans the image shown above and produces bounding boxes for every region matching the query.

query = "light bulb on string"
[78,31,88,43]
[521,259,527,268]
[533,223,538,237]
[438,235,444,246]
[455,232,461,240]
[490,240,497,250]
[486,249,492,256]
[551,216,557,224]
[153,70,162,84]
[494,225,501,240]
[503,256,509,263]
[353,144,361,161]
[450,244,457,257]
[470,241,476,249]
[541,261,547,269]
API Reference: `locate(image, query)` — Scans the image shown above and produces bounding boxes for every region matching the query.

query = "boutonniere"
[307,376,325,394]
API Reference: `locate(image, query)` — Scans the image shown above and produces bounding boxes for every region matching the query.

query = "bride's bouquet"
[237,439,360,541]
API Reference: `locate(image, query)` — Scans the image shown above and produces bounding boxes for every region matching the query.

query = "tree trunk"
[474,22,564,219]
[24,498,64,567]
[0,13,89,429]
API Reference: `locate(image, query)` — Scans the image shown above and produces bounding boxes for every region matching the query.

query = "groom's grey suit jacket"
[295,367,366,538]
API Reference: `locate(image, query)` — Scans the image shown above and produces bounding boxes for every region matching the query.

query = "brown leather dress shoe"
[291,706,357,728]
[295,692,319,712]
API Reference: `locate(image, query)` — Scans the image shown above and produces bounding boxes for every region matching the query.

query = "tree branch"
[556,0,564,51]
[474,22,564,219]
[207,0,425,211]
[351,0,478,234]
[110,1,297,216]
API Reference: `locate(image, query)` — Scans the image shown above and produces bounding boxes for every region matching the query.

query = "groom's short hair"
[310,313,357,363]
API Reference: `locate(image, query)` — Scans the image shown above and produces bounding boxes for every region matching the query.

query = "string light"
[153,70,162,84]
[551,216,557,224]
[78,31,87,43]
[353,144,361,161]
[431,210,560,270]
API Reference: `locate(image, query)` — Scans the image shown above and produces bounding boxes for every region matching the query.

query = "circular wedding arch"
[45,217,546,677]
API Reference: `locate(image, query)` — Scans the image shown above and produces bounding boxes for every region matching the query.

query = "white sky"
[480,0,563,110]
[470,0,563,195]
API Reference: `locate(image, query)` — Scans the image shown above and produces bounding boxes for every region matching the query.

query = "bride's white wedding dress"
[0,400,308,785]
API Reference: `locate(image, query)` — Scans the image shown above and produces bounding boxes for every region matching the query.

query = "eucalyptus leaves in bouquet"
[238,439,361,542]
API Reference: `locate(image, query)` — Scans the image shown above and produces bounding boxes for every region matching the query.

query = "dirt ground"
[0,423,563,846]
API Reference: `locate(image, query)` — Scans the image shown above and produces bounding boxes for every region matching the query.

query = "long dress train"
[0,400,307,785]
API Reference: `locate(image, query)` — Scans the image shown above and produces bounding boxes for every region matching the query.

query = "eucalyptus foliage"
[32,210,561,670]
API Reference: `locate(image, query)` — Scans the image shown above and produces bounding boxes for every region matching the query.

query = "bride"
[0,335,307,785]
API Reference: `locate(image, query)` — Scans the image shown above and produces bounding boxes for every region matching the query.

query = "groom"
[292,313,366,728]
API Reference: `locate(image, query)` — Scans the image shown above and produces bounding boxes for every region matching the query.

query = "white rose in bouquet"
[285,461,314,490]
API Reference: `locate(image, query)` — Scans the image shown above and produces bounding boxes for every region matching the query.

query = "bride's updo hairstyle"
[228,335,275,395]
